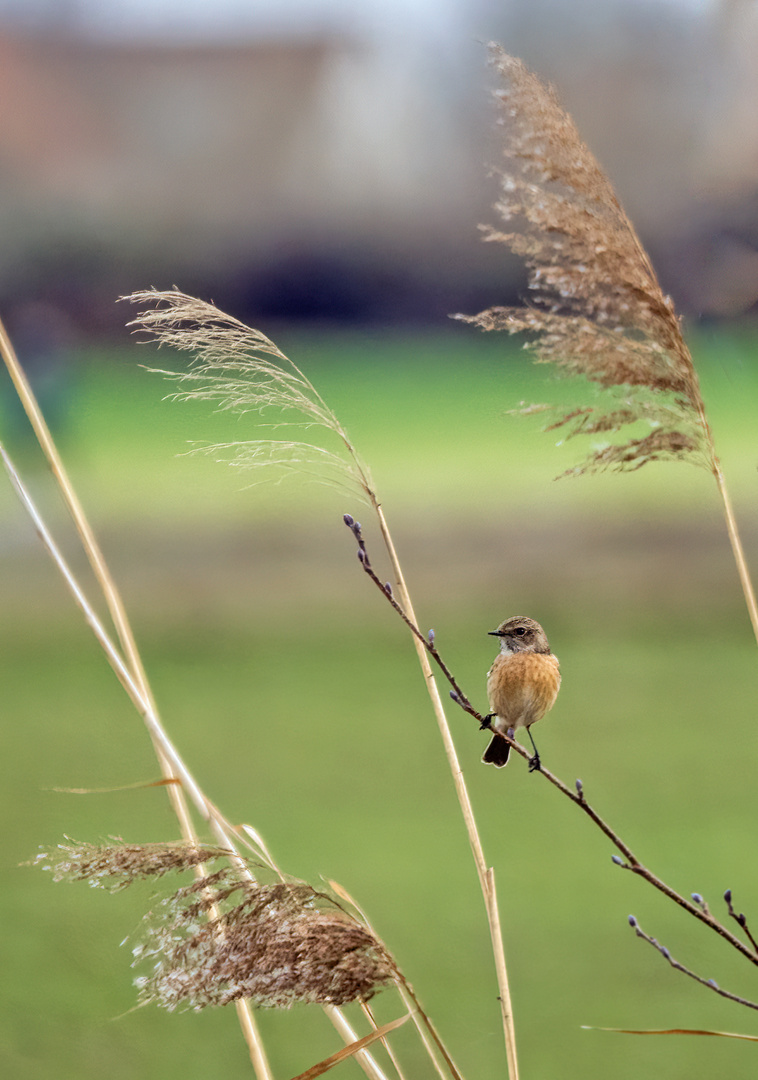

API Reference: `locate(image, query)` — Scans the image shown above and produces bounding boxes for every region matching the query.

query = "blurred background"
[2,1,758,1079]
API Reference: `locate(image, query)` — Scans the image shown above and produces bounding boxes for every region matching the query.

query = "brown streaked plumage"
[483,616,560,770]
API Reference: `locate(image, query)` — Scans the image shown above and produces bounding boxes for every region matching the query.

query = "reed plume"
[459,46,758,641]
[35,842,395,1012]
[126,289,374,501]
[125,287,521,1078]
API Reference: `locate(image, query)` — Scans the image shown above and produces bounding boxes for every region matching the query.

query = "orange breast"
[487,652,561,730]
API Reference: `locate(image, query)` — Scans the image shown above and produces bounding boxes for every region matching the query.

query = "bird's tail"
[482,734,510,768]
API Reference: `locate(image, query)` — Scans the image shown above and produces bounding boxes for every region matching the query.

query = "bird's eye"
[513,627,526,636]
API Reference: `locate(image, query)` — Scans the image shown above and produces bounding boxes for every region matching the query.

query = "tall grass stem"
[373,502,520,1080]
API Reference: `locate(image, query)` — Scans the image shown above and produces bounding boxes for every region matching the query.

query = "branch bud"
[628,915,637,927]
[343,514,354,527]
[612,855,623,866]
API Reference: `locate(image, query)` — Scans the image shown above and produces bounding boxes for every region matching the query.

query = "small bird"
[482,616,561,771]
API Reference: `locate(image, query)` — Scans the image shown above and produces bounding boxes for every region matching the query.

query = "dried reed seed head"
[134,879,396,1011]
[122,289,375,503]
[459,46,710,474]
[33,840,395,1011]
[32,840,234,891]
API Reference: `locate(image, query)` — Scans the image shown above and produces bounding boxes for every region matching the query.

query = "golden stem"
[372,501,520,1080]
[0,321,273,1080]
[712,458,758,646]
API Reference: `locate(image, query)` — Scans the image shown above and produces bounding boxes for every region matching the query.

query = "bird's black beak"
[488,630,502,637]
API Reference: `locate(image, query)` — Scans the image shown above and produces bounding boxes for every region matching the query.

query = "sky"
[0,0,473,40]
[0,0,713,43]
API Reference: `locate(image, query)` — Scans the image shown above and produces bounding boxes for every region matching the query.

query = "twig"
[345,516,474,711]
[724,890,758,955]
[629,916,758,1011]
[345,519,758,971]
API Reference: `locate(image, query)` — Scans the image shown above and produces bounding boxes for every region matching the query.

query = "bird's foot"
[528,753,542,773]
[480,713,494,731]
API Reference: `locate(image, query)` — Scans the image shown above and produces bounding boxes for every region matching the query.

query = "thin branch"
[629,916,758,1011]
[724,889,758,955]
[345,519,758,970]
[344,516,474,711]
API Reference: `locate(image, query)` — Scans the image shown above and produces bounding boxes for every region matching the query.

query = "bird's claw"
[528,753,542,773]
[480,713,494,731]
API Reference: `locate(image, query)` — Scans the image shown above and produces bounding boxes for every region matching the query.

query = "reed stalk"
[125,288,521,1078]
[1,321,408,1080]
[459,47,757,648]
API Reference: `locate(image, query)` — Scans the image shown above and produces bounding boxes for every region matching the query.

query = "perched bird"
[482,616,561,770]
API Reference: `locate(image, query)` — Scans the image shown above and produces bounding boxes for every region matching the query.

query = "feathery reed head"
[457,46,711,475]
[123,289,375,501]
[34,841,395,1011]
[32,839,233,890]
[134,876,396,1011]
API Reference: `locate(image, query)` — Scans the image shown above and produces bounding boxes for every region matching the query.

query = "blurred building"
[0,26,493,331]
[0,0,757,331]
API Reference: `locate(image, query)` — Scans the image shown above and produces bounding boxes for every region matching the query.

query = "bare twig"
[629,916,758,1011]
[345,519,758,972]
[724,889,758,955]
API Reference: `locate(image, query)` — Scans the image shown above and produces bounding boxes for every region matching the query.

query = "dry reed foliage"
[35,841,395,1011]
[458,47,711,475]
[34,839,233,890]
[124,289,374,501]
[134,876,396,1011]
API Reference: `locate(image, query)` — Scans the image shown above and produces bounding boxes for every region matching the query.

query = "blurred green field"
[2,324,758,1080]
